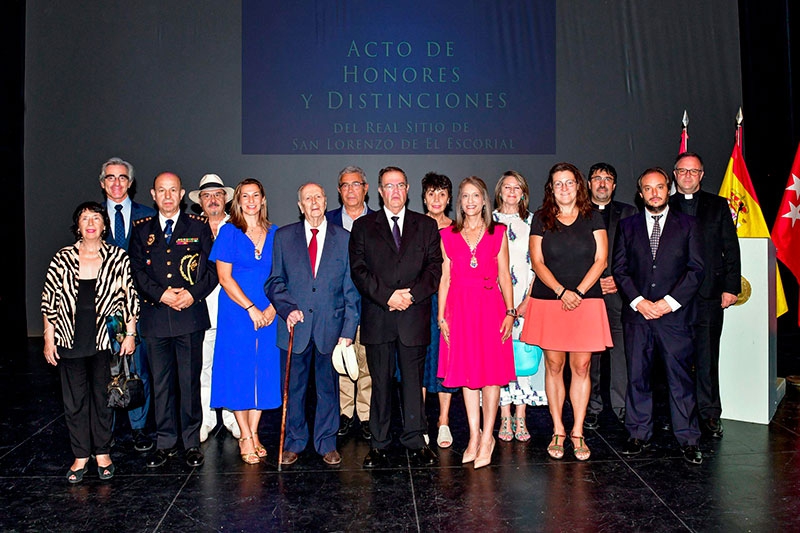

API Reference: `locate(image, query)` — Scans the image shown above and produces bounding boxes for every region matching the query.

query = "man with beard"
[612,168,705,464]
[188,174,240,442]
[585,163,637,429]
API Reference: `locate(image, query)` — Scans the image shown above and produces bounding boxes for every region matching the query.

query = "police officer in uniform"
[129,172,218,468]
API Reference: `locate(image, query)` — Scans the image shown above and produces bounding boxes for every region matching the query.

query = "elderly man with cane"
[266,182,360,467]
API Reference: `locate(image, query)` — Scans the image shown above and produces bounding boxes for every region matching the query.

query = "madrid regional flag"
[771,143,800,325]
[718,142,789,317]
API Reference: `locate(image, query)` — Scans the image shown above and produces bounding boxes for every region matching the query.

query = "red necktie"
[309,228,319,277]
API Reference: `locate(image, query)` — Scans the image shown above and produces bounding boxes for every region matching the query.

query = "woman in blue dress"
[210,178,281,464]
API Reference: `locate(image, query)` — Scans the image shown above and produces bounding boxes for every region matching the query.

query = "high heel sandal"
[66,461,89,484]
[254,443,267,458]
[474,437,496,469]
[547,434,566,460]
[513,415,531,442]
[498,416,513,442]
[239,435,260,465]
[570,434,591,461]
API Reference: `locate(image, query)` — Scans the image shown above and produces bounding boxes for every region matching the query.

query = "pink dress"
[438,225,516,389]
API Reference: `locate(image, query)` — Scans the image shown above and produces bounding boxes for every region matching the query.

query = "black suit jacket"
[613,209,704,327]
[129,212,218,337]
[670,190,741,299]
[349,209,442,346]
[598,200,638,277]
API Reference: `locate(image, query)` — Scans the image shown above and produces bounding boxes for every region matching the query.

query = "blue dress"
[210,223,281,410]
[423,294,458,393]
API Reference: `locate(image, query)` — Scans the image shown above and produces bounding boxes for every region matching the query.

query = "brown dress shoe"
[281,451,299,465]
[323,450,342,465]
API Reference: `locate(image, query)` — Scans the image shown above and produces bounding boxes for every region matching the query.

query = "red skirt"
[520,298,613,353]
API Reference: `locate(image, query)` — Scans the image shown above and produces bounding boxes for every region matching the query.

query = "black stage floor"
[3,338,800,532]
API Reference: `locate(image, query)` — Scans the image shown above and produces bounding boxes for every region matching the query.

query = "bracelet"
[575,289,585,298]
[245,304,255,311]
[558,288,567,300]
[125,332,136,337]
[43,325,53,335]
[506,308,518,317]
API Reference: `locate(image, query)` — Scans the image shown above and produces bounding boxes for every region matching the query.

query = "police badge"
[180,253,200,285]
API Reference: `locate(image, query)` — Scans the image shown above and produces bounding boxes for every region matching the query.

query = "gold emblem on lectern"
[733,275,751,306]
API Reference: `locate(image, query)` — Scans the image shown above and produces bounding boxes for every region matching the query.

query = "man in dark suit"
[586,162,638,429]
[326,165,374,441]
[670,152,741,439]
[266,182,360,466]
[129,172,218,468]
[100,157,156,453]
[613,168,705,464]
[349,166,443,468]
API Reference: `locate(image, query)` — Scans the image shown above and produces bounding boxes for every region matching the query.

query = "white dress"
[493,210,547,406]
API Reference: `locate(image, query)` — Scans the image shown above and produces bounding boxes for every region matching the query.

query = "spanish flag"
[718,142,789,316]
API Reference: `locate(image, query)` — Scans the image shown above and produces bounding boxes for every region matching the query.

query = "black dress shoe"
[132,430,154,453]
[620,438,650,456]
[360,421,372,441]
[146,447,178,468]
[409,445,439,467]
[338,415,354,437]
[703,418,724,439]
[682,445,703,465]
[584,413,599,430]
[185,447,204,467]
[363,448,390,468]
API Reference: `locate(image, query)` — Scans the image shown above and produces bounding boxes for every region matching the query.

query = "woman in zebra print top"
[41,201,140,483]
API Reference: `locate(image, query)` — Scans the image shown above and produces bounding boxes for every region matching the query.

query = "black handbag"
[107,353,145,410]
[105,313,145,410]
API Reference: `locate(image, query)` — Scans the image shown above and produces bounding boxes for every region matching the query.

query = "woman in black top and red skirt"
[521,163,612,461]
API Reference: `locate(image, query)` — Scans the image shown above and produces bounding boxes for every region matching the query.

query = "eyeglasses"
[104,175,130,183]
[552,180,576,190]
[674,168,703,177]
[199,191,226,200]
[381,182,408,191]
[590,176,614,183]
[339,182,365,190]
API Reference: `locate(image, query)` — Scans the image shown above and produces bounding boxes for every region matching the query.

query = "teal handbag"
[513,340,543,376]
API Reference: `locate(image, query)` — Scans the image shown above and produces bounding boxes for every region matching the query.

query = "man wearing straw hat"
[188,174,241,443]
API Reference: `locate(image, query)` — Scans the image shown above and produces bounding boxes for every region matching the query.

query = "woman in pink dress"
[438,176,516,469]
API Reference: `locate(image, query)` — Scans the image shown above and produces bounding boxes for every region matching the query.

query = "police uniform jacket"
[129,212,218,337]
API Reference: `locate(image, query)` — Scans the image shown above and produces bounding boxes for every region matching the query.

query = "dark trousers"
[366,339,427,450]
[126,328,151,431]
[145,331,204,450]
[624,321,701,447]
[589,291,628,419]
[59,351,113,458]
[694,298,724,420]
[280,341,339,456]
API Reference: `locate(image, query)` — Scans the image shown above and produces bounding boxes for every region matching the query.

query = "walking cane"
[278,325,294,471]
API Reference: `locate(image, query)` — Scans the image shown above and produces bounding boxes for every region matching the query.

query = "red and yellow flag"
[718,142,789,316]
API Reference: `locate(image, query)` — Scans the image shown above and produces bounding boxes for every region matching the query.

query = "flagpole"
[681,109,689,153]
[736,107,743,150]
